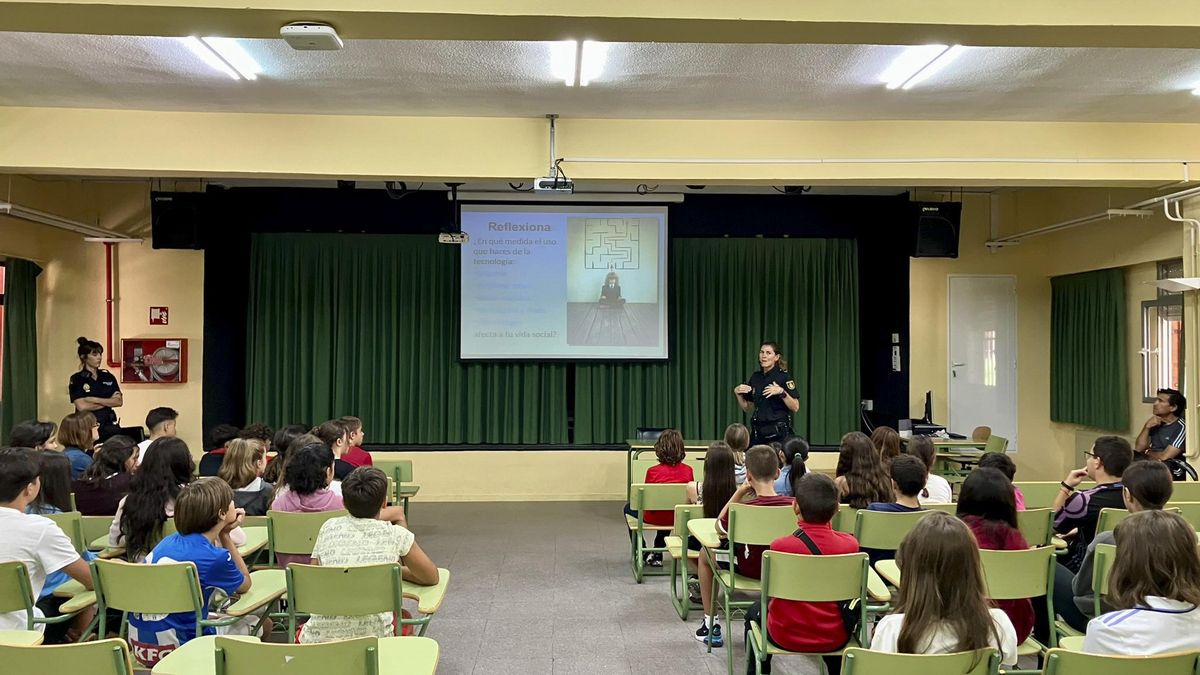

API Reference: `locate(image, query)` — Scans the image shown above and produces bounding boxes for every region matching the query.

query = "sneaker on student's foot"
[694,620,709,642]
[705,622,723,648]
[687,576,702,604]
[644,552,663,567]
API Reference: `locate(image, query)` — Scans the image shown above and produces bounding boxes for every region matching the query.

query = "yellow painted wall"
[0,176,205,454]
[909,189,1188,482]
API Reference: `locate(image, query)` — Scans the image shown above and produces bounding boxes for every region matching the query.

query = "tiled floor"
[412,501,820,675]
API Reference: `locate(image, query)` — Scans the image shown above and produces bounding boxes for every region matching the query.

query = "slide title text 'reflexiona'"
[488,221,552,232]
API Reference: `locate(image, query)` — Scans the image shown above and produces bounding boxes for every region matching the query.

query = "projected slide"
[460,205,669,360]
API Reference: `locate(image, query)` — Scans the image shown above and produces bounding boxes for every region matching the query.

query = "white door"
[948,275,1018,450]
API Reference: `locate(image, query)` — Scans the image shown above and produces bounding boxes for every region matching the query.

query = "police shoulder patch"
[785,380,795,390]
[82,383,91,392]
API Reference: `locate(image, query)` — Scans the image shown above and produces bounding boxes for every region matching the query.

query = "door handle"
[951,362,966,368]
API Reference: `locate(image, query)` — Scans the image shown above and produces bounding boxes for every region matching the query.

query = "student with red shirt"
[743,471,857,675]
[623,430,693,568]
[697,445,794,647]
[337,416,374,468]
[956,467,1034,643]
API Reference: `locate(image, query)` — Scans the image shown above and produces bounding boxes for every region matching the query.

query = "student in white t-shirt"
[298,466,439,643]
[870,511,1018,666]
[0,448,95,641]
[1083,510,1200,656]
[136,407,179,464]
[908,437,953,504]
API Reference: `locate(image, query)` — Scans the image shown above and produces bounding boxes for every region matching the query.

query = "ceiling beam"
[3,106,1200,187]
[2,0,1200,48]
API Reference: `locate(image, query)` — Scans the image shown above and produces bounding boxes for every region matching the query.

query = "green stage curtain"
[245,234,568,443]
[1,258,43,437]
[575,238,861,445]
[1050,267,1128,430]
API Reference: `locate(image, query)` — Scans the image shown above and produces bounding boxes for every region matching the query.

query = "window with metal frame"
[1141,258,1185,402]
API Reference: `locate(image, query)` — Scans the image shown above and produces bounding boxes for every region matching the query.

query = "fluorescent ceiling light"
[548,39,606,87]
[200,37,262,81]
[1193,86,1200,96]
[181,36,261,81]
[881,44,965,90]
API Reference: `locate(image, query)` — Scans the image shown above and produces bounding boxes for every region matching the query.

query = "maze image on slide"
[583,218,642,270]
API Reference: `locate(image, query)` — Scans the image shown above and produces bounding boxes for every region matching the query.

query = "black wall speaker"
[151,192,207,250]
[911,201,962,258]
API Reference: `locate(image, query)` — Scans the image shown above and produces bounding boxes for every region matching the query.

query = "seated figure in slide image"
[598,271,626,306]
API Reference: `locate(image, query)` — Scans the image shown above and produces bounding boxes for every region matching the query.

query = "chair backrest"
[728,503,799,547]
[215,636,379,675]
[242,515,269,528]
[923,503,958,515]
[1016,508,1054,547]
[630,483,690,512]
[1043,647,1199,675]
[286,563,402,617]
[854,509,936,551]
[92,558,202,615]
[979,546,1055,600]
[81,515,114,547]
[267,510,348,556]
[1169,483,1200,502]
[0,561,36,627]
[0,638,134,675]
[1097,507,1182,535]
[1170,501,1200,530]
[1092,543,1116,612]
[842,647,999,675]
[672,503,701,538]
[833,504,859,534]
[762,551,867,602]
[982,435,1008,454]
[45,511,86,553]
[971,426,993,442]
[630,458,705,484]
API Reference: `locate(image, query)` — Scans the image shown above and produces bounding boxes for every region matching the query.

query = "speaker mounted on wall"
[151,192,208,250]
[911,201,962,258]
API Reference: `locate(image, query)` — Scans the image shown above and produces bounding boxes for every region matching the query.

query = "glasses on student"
[1083,451,1097,459]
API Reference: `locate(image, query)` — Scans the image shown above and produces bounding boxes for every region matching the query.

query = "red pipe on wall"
[105,242,120,368]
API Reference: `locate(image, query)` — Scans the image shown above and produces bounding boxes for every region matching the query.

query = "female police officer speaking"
[732,341,799,444]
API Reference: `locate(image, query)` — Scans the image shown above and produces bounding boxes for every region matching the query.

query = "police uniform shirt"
[1150,418,1187,453]
[744,369,796,423]
[69,368,121,429]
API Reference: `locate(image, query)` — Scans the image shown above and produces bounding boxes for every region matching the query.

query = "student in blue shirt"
[773,436,810,497]
[56,411,99,480]
[127,477,259,667]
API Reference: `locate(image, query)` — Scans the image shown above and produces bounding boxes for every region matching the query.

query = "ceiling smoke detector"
[280,22,344,50]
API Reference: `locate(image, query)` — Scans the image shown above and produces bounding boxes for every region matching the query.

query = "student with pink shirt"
[979,452,1025,510]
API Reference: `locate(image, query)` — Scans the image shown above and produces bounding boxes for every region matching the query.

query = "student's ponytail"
[789,452,808,497]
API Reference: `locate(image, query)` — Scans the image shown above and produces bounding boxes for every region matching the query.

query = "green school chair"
[923,502,958,515]
[833,504,860,534]
[265,510,348,567]
[1096,507,1182,535]
[853,509,936,557]
[0,561,96,641]
[286,563,450,639]
[983,435,1009,454]
[212,635,440,675]
[90,558,285,663]
[627,457,705,503]
[747,550,871,675]
[978,546,1057,669]
[1042,648,1199,675]
[708,503,799,674]
[1168,482,1200,502]
[1013,482,1096,510]
[1169,501,1200,530]
[0,637,135,675]
[81,516,114,551]
[841,647,999,675]
[627,483,689,582]
[45,511,87,553]
[1016,508,1054,547]
[664,503,702,620]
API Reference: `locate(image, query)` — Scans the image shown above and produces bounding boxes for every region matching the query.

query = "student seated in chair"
[1059,460,1173,632]
[1052,436,1132,573]
[0,448,95,643]
[128,477,267,666]
[299,467,439,643]
[862,455,927,565]
[696,445,794,648]
[1083,510,1200,655]
[743,472,858,675]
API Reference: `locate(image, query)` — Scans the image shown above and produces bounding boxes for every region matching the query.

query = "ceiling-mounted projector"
[280,22,344,50]
[533,176,574,193]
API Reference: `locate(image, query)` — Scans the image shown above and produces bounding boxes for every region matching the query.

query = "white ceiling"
[1,32,1200,122]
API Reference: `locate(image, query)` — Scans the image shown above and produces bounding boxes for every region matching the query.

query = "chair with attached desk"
[923,503,958,515]
[286,562,450,639]
[841,647,999,675]
[707,503,799,673]
[1170,501,1200,530]
[853,509,936,563]
[0,560,96,642]
[45,511,87,553]
[627,456,705,504]
[1096,506,1182,535]
[746,550,871,675]
[1014,482,1096,510]
[664,503,702,620]
[627,483,690,582]
[833,504,860,534]
[91,558,286,665]
[978,546,1057,669]
[1054,543,1115,641]
[83,515,116,552]
[0,637,135,675]
[1017,508,1055,547]
[983,434,1009,454]
[213,635,438,675]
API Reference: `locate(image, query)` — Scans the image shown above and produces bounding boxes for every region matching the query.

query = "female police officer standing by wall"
[732,341,799,444]
[69,336,124,441]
